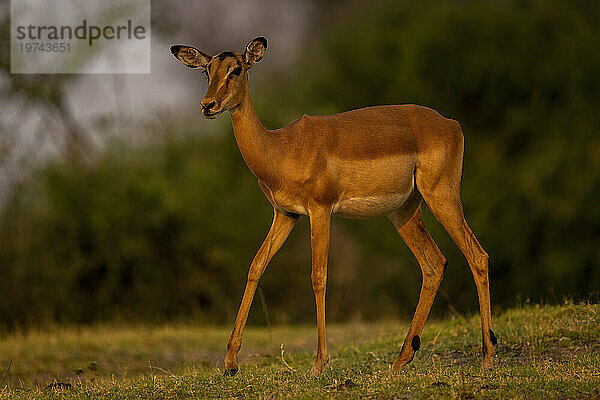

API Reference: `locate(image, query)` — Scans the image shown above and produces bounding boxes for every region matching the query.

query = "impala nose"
[201,100,217,114]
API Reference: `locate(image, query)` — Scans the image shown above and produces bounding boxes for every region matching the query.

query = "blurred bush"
[1,0,599,330]
[0,133,266,327]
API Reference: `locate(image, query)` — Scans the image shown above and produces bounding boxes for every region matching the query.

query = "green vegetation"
[1,304,598,399]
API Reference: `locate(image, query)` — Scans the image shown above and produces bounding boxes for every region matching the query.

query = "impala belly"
[333,191,414,218]
[332,154,417,218]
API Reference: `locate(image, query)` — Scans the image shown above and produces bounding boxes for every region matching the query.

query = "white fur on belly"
[333,192,412,219]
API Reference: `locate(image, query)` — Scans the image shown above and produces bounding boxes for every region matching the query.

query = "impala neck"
[229,80,279,183]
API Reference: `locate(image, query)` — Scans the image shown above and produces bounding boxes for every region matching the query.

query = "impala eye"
[228,67,242,79]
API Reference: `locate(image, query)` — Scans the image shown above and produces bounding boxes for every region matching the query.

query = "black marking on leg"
[223,367,238,376]
[489,329,497,345]
[411,335,420,351]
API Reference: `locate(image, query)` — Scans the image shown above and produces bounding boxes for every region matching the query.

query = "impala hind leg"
[224,208,298,375]
[389,203,447,372]
[420,183,495,370]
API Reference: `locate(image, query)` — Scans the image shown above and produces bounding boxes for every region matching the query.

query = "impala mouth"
[203,110,223,119]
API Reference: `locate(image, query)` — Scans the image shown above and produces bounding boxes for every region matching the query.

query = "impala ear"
[243,37,267,69]
[170,45,212,69]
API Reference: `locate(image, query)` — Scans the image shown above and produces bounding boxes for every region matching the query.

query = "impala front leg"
[224,208,298,375]
[308,206,332,376]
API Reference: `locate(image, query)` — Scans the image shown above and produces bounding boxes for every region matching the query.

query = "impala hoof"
[223,367,238,376]
[481,356,494,371]
[309,355,329,377]
[309,365,323,377]
[392,354,414,373]
[392,335,420,373]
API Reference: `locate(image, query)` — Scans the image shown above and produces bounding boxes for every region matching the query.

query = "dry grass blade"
[1,360,12,389]
[280,344,296,372]
[148,361,179,380]
[429,323,445,361]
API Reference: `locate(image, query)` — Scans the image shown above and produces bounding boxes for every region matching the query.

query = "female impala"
[170,37,496,376]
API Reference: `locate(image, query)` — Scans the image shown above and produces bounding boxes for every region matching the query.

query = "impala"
[170,37,496,376]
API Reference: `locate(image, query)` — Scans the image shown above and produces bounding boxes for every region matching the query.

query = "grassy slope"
[0,303,599,399]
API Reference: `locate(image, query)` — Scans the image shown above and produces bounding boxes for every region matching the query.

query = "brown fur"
[170,37,495,376]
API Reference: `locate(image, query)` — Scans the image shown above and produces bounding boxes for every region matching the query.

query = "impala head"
[170,37,267,118]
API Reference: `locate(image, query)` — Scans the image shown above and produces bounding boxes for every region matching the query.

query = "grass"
[0,303,599,399]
